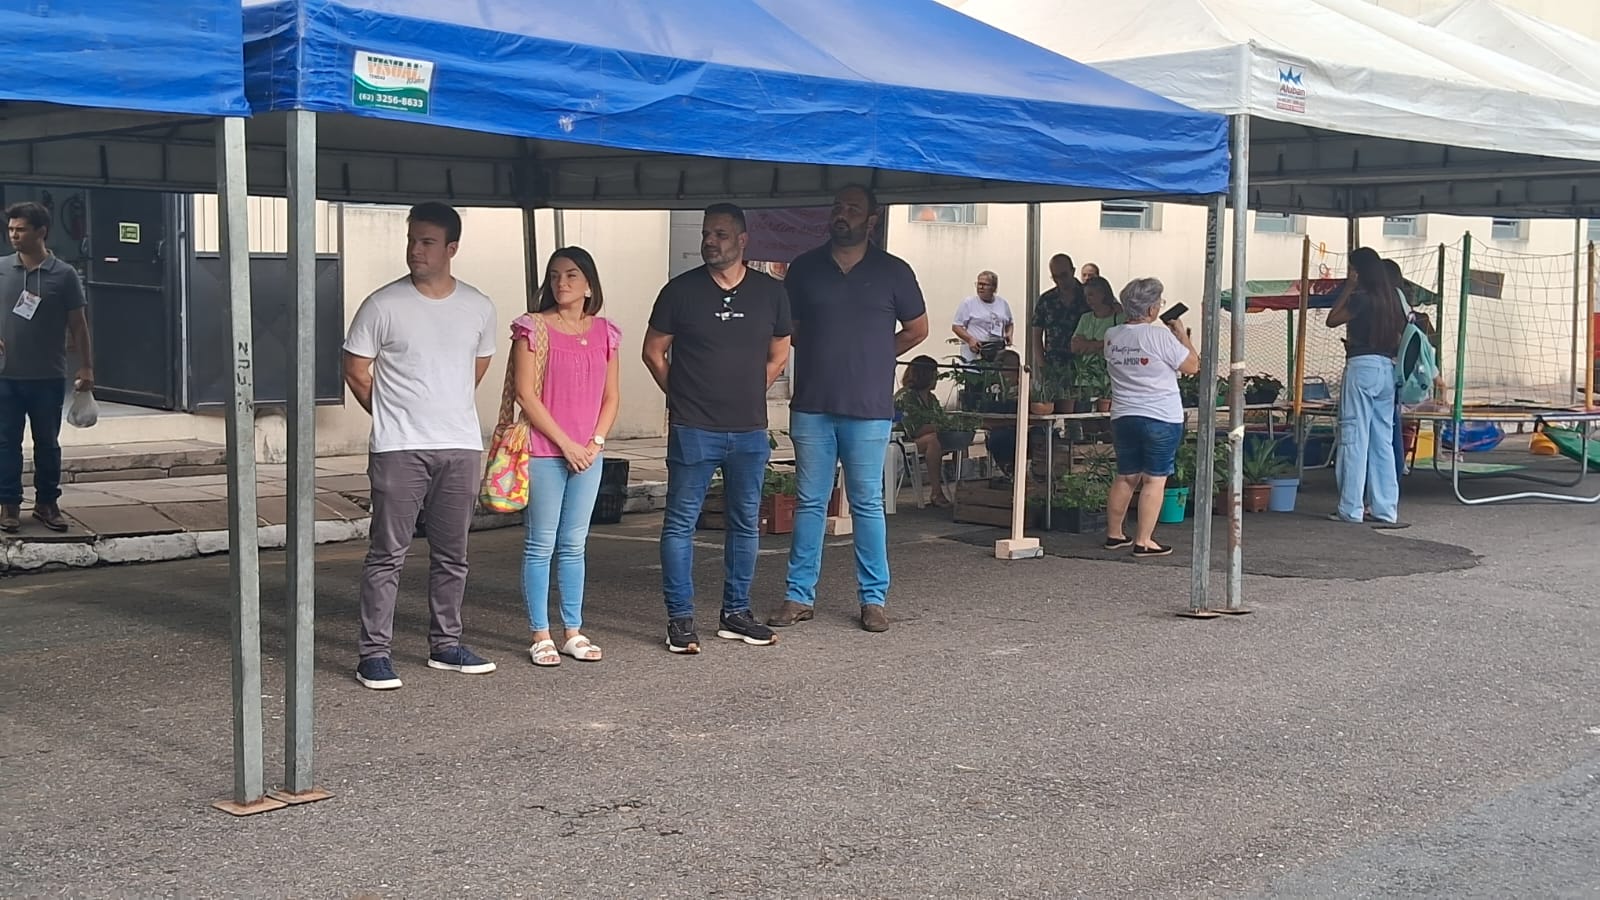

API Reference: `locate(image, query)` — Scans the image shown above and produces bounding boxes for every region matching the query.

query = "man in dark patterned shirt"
[1031,253,1089,376]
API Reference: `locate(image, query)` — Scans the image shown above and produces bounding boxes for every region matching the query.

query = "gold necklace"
[550,313,592,345]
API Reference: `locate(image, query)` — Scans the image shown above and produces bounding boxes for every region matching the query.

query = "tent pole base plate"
[1176,608,1223,619]
[267,788,333,806]
[211,796,289,817]
[1213,606,1254,616]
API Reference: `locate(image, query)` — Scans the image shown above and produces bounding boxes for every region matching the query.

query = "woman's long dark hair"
[1351,246,1404,352]
[903,354,939,391]
[1084,275,1120,316]
[535,246,604,315]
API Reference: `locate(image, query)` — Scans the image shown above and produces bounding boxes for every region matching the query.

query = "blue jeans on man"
[0,378,66,507]
[661,426,772,620]
[784,411,893,609]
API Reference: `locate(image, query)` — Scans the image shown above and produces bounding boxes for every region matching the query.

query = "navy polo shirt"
[785,243,926,420]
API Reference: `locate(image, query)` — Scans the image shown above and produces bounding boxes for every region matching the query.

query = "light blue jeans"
[522,455,603,632]
[1337,356,1400,523]
[784,412,892,608]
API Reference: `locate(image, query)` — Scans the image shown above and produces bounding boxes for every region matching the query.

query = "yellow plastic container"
[1413,427,1435,460]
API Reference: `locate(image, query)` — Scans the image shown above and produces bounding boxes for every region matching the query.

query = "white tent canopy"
[1421,0,1600,89]
[956,0,1600,218]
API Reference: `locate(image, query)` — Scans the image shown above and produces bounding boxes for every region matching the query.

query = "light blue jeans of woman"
[1337,356,1400,523]
[522,455,603,632]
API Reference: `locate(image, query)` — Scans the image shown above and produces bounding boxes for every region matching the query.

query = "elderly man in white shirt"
[951,270,1013,361]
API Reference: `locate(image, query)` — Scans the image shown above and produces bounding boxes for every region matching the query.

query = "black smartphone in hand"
[1159,302,1189,323]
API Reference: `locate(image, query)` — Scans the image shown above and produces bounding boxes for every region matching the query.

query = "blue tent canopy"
[0,0,247,116]
[242,0,1228,205]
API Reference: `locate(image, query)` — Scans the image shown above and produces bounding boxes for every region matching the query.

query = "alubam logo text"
[353,51,433,115]
[1275,62,1306,114]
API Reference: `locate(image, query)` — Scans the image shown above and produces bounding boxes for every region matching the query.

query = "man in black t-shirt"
[643,203,792,655]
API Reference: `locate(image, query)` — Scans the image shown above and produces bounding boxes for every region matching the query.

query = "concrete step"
[26,440,229,484]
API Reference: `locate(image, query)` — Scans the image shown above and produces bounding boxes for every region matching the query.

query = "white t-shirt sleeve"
[953,297,974,328]
[343,294,384,357]
[476,301,497,358]
[1000,298,1014,325]
[1155,326,1190,370]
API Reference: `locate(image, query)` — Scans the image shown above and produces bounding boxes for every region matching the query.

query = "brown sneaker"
[31,503,68,532]
[765,600,814,628]
[0,504,18,533]
[860,605,889,633]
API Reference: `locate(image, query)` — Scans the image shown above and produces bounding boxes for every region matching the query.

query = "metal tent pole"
[1182,196,1225,618]
[211,116,281,817]
[1222,114,1251,616]
[273,109,331,807]
[997,203,1043,561]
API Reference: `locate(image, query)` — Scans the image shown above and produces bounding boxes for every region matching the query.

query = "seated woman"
[895,355,949,507]
[1103,277,1200,558]
[984,349,1047,478]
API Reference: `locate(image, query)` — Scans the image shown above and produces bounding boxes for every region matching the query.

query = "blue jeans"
[522,455,603,632]
[0,378,66,505]
[785,411,892,608]
[1111,416,1184,477]
[661,426,771,621]
[1337,356,1400,523]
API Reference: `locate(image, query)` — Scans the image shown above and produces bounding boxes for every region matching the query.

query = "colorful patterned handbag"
[479,316,548,513]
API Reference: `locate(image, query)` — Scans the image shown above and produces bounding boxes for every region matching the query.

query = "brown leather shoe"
[860,604,889,633]
[31,503,68,532]
[0,504,18,533]
[765,600,815,628]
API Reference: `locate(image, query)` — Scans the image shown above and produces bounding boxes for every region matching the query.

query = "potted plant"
[1029,373,1056,417]
[937,409,981,455]
[760,467,798,534]
[1076,355,1112,413]
[1245,373,1284,406]
[1164,436,1198,523]
[1240,437,1292,512]
[1045,455,1114,533]
[1178,373,1200,409]
[1045,363,1076,414]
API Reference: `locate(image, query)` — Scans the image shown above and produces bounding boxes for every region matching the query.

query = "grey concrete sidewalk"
[0,438,673,571]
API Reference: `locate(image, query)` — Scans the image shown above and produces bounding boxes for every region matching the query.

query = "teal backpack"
[1394,290,1438,405]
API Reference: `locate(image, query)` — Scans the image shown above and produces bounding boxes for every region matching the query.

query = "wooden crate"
[952,481,1043,528]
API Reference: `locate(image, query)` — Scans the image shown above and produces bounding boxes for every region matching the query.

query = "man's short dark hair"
[407,201,462,243]
[5,201,50,234]
[837,183,880,214]
[703,203,747,234]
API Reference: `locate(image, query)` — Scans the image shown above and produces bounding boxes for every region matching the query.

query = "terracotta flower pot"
[761,493,797,534]
[1094,398,1112,413]
[1029,401,1055,416]
[1241,483,1271,513]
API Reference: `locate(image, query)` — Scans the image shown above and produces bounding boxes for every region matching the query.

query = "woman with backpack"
[1326,248,1408,528]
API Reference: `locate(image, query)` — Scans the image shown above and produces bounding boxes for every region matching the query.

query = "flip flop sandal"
[1132,542,1173,558]
[1104,535,1134,550]
[561,634,603,662]
[528,639,561,667]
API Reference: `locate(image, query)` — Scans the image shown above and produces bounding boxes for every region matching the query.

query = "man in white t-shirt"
[952,270,1013,361]
[342,202,498,690]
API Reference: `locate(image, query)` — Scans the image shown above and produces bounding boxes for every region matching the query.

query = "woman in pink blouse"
[511,247,622,667]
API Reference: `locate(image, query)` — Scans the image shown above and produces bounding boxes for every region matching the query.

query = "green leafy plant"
[1075,355,1110,399]
[762,467,798,497]
[1240,438,1293,484]
[1051,454,1115,512]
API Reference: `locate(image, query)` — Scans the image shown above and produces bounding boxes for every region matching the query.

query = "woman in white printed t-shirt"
[1102,277,1200,558]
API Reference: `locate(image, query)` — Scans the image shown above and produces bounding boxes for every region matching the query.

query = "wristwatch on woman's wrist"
[591,435,606,447]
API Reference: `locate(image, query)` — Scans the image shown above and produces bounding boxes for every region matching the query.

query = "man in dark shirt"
[1031,252,1089,375]
[765,185,929,634]
[1,202,94,533]
[643,203,792,655]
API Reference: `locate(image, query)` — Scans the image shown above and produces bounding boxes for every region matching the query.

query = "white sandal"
[560,634,603,662]
[529,639,561,667]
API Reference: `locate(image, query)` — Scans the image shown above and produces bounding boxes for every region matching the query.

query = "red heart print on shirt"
[1139,357,1150,365]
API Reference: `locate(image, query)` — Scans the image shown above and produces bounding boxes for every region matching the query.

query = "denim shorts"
[1111,415,1184,477]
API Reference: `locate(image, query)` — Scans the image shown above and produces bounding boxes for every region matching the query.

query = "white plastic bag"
[66,389,98,428]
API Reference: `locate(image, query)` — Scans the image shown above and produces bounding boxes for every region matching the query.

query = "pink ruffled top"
[511,313,621,458]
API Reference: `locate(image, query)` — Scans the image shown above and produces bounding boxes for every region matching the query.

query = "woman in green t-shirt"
[1070,275,1125,357]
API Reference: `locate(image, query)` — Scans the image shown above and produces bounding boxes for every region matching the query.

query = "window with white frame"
[1588,219,1600,243]
[1491,218,1528,241]
[907,204,985,226]
[1254,212,1305,235]
[1382,215,1425,239]
[1099,200,1159,231]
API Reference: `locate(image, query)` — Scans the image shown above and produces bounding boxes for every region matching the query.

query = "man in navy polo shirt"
[766,185,929,633]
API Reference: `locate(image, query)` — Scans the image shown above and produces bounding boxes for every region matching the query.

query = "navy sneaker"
[355,656,402,690]
[717,609,777,646]
[427,645,497,674]
[667,617,701,655]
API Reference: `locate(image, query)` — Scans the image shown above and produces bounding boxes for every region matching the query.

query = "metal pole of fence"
[1221,114,1251,615]
[1182,197,1225,618]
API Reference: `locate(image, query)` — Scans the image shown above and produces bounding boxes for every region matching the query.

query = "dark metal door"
[85,189,178,408]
